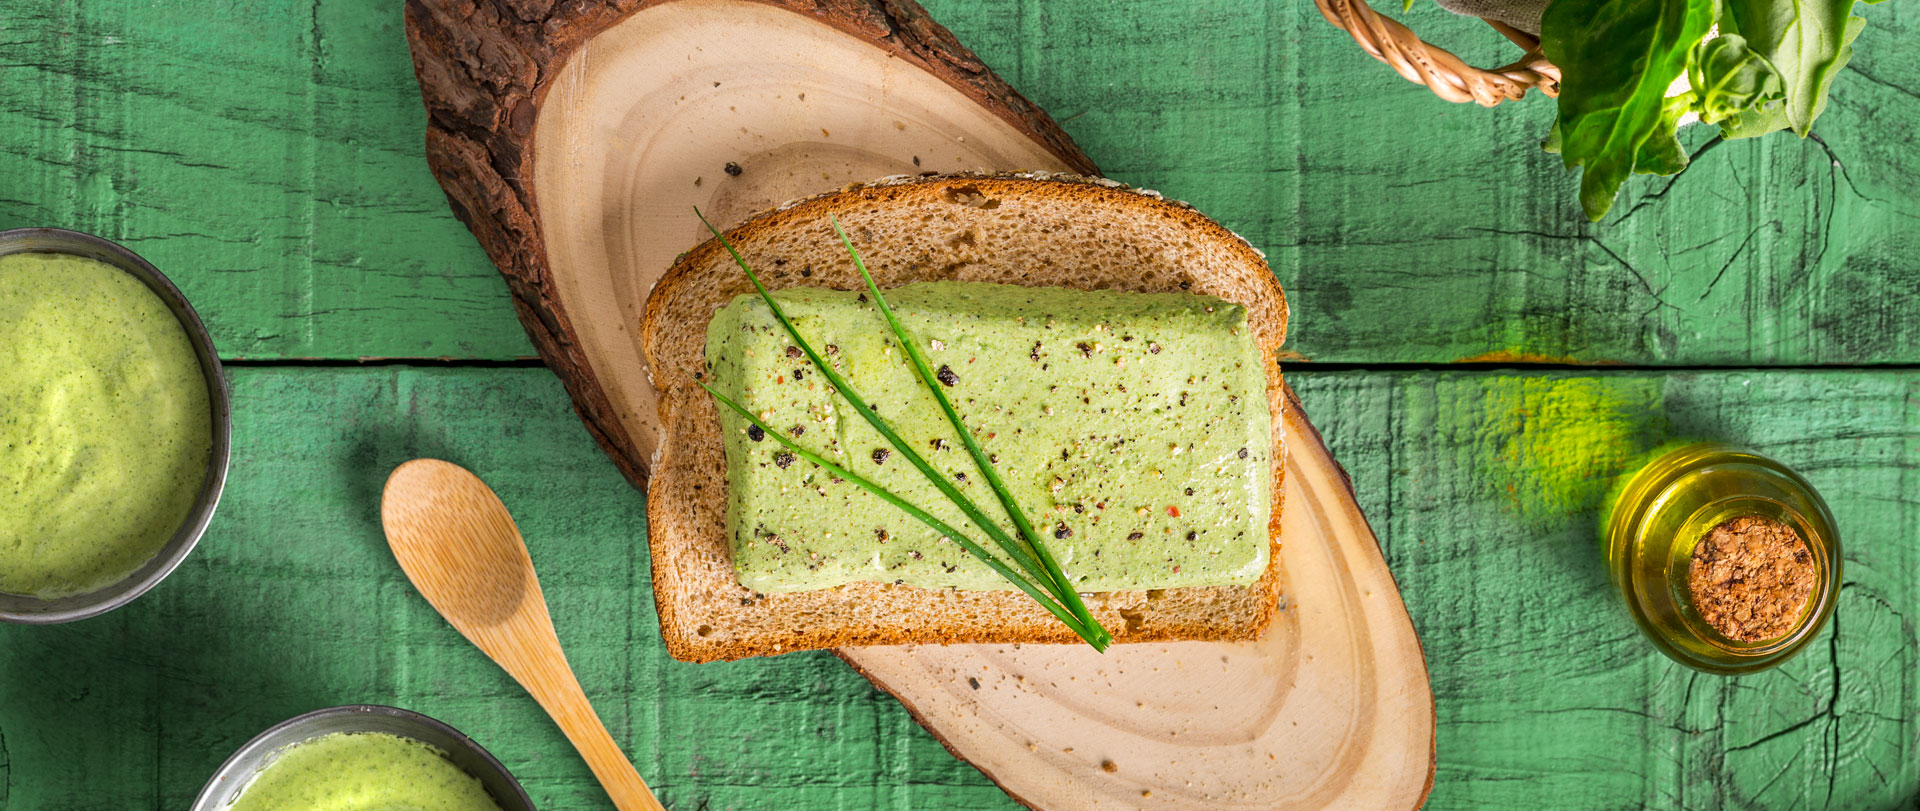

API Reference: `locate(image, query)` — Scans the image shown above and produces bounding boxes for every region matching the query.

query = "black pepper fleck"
[785,345,803,359]
[1054,523,1073,539]
[936,365,959,386]
[1127,532,1145,541]
[773,451,795,468]
[968,677,980,690]
[789,425,805,437]
[1238,447,1250,459]
[792,367,805,380]
[747,425,765,442]
[724,161,743,176]
[872,448,891,464]
[1186,531,1198,541]
[1149,343,1162,355]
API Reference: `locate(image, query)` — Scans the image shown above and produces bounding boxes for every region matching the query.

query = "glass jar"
[1601,442,1840,675]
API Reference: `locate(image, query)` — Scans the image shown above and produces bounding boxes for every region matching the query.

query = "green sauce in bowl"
[230,732,505,811]
[0,251,212,598]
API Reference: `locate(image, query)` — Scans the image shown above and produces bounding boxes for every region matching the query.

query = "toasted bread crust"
[641,173,1287,661]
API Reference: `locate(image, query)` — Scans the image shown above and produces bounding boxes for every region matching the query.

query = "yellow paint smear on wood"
[1454,349,1609,365]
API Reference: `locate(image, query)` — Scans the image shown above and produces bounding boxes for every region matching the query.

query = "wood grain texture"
[0,367,1912,809]
[3,0,1915,364]
[0,0,535,360]
[402,0,1095,486]
[520,2,1095,485]
[1307,369,1920,810]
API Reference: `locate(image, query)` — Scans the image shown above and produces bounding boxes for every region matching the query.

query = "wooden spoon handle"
[519,660,666,811]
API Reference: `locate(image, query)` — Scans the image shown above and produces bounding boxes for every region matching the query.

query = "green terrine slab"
[705,281,1270,594]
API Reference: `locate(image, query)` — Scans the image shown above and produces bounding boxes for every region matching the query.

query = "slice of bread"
[641,173,1288,662]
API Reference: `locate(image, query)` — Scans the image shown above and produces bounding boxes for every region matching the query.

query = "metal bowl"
[191,705,535,811]
[0,227,231,623]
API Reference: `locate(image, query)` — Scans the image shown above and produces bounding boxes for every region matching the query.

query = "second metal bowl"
[191,705,534,811]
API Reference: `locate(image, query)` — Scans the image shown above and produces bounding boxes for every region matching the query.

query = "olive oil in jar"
[1601,443,1840,675]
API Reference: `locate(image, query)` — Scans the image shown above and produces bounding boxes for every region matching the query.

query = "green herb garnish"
[830,217,1108,645]
[1541,0,1876,220]
[694,209,1112,650]
[697,382,1098,640]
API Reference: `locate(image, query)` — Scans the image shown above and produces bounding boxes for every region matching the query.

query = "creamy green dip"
[706,281,1271,593]
[0,251,211,598]
[229,732,505,811]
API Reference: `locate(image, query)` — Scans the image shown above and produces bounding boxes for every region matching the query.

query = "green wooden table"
[3,2,1917,808]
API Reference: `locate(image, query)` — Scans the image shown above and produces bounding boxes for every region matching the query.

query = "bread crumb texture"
[1687,515,1815,642]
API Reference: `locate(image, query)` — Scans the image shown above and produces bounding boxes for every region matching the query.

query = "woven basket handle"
[1315,0,1560,106]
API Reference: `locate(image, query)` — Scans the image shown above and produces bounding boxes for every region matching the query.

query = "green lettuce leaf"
[1723,0,1865,135]
[1634,95,1697,176]
[1688,34,1784,125]
[1541,0,1716,220]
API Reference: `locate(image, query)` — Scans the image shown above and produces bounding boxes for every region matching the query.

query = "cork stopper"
[1686,516,1816,642]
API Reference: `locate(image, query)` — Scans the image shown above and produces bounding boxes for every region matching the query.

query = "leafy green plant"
[1539,0,1875,219]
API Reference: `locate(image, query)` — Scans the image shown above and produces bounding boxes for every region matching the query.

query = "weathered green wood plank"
[0,1,535,360]
[1305,370,1920,810]
[4,1,1916,365]
[0,367,1912,809]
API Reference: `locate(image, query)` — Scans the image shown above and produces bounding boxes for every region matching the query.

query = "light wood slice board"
[406,2,1433,807]
[407,0,1092,485]
[840,386,1435,810]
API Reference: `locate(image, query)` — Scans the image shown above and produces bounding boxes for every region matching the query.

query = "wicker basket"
[1315,0,1561,106]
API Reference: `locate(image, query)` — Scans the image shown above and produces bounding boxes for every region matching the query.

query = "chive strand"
[697,380,1099,643]
[831,217,1111,648]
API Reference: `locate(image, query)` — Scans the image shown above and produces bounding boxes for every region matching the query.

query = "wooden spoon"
[381,458,665,811]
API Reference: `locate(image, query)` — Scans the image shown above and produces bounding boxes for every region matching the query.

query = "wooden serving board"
[405,1,1434,807]
[839,386,1434,810]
